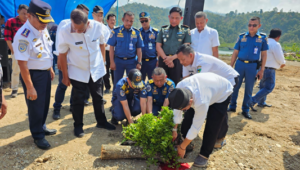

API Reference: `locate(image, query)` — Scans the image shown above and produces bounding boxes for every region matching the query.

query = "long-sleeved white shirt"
[173,73,233,140]
[266,38,286,69]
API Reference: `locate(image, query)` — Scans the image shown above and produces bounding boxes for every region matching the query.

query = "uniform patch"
[131,34,137,38]
[153,89,158,94]
[256,38,262,43]
[120,90,125,97]
[146,84,152,92]
[241,36,247,42]
[197,66,202,73]
[142,90,146,95]
[149,33,155,39]
[178,39,182,42]
[75,41,83,45]
[169,85,174,93]
[18,40,29,53]
[149,79,154,84]
[37,53,42,58]
[167,81,172,86]
[162,87,167,95]
[21,29,30,37]
[117,33,124,37]
[136,76,141,82]
[125,90,129,94]
[33,38,37,42]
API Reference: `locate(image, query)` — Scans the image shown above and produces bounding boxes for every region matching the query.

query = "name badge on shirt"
[254,47,258,54]
[129,43,133,50]
[75,41,83,45]
[148,42,153,49]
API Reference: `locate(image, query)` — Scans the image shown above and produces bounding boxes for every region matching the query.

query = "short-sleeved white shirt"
[173,72,233,140]
[183,52,239,86]
[191,26,220,55]
[105,24,115,51]
[13,20,53,70]
[57,20,110,83]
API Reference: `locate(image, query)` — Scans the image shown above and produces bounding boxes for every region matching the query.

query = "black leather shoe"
[34,138,51,150]
[103,99,107,104]
[69,106,73,112]
[110,117,118,125]
[74,128,84,138]
[44,128,57,136]
[109,106,113,112]
[52,109,61,120]
[96,122,116,130]
[258,104,272,108]
[227,108,236,112]
[249,103,257,112]
[104,89,110,94]
[242,111,252,119]
[84,100,89,106]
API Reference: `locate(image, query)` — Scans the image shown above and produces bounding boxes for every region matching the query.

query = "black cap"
[28,0,54,23]
[168,88,191,110]
[128,69,144,89]
[77,4,89,11]
[93,5,104,13]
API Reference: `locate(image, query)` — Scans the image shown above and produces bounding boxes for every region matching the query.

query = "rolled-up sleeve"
[173,109,184,124]
[57,29,69,54]
[100,24,110,44]
[186,103,209,140]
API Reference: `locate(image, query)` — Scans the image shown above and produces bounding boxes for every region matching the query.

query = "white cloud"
[115,0,299,13]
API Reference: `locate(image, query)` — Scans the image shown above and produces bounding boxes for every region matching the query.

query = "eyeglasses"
[140,19,148,23]
[248,24,258,27]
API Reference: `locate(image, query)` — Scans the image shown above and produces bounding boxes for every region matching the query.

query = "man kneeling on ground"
[111,69,147,125]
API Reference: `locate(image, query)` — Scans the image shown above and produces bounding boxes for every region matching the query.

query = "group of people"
[0,0,287,168]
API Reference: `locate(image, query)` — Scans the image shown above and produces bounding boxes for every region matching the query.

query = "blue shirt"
[112,77,147,102]
[146,78,175,106]
[107,25,144,58]
[234,31,269,61]
[139,26,159,59]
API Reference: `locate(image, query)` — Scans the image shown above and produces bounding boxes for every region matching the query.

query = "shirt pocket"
[176,33,186,43]
[116,37,124,47]
[240,42,247,49]
[90,39,100,52]
[32,41,43,58]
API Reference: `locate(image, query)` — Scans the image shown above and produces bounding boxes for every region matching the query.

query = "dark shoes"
[103,99,107,104]
[34,138,51,150]
[249,102,257,112]
[96,122,116,130]
[109,106,114,112]
[44,128,57,136]
[11,90,18,98]
[110,116,118,125]
[258,103,272,107]
[104,89,110,94]
[52,109,61,120]
[193,154,208,167]
[74,127,85,138]
[242,111,252,119]
[69,106,73,112]
[227,108,236,112]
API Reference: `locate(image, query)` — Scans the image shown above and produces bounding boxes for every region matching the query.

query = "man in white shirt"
[249,29,286,110]
[103,14,116,94]
[58,9,115,138]
[169,73,233,167]
[190,12,220,58]
[177,44,239,86]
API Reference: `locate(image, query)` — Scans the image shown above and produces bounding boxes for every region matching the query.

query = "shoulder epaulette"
[21,28,30,38]
[149,79,154,84]
[152,28,159,32]
[239,32,246,35]
[167,80,172,86]
[113,26,120,30]
[161,25,168,28]
[260,32,266,35]
[181,24,190,28]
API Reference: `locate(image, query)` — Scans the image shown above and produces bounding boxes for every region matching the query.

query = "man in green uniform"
[156,7,191,85]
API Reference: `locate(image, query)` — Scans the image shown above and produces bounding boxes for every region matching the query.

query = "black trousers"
[70,77,107,128]
[103,50,114,90]
[181,96,231,158]
[158,57,182,85]
[20,70,51,140]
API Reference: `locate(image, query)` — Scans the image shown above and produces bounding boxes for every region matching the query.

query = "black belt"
[238,58,259,63]
[142,58,156,61]
[265,67,276,70]
[165,54,174,56]
[29,68,50,72]
[116,56,135,60]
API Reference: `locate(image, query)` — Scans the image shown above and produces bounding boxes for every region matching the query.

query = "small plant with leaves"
[122,106,180,168]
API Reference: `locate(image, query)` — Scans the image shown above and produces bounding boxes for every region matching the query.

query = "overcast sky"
[115,0,299,13]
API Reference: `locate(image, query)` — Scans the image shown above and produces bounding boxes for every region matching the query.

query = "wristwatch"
[137,62,142,66]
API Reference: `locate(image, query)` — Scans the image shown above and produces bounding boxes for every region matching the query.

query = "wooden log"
[100,144,145,160]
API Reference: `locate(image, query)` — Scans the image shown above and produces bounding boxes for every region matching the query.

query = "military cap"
[93,5,104,13]
[139,12,150,19]
[128,69,144,89]
[76,4,89,11]
[28,0,54,23]
[168,88,191,110]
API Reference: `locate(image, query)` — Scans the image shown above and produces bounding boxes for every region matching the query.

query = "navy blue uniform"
[139,27,159,81]
[112,77,147,121]
[107,25,144,87]
[146,78,175,116]
[229,31,269,112]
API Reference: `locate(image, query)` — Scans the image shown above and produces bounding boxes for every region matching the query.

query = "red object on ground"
[159,162,191,170]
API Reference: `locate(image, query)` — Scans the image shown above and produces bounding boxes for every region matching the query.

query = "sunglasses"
[140,19,149,23]
[248,24,258,27]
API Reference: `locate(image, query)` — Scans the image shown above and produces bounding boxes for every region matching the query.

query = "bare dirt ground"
[0,56,300,170]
